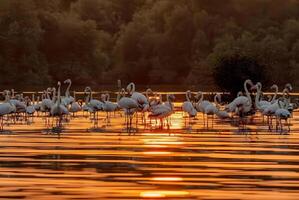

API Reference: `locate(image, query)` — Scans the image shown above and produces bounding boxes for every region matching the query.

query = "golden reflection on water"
[140,190,190,198]
[0,108,299,199]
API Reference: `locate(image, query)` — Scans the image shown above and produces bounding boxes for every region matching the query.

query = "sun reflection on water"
[140,190,190,198]
[151,177,183,181]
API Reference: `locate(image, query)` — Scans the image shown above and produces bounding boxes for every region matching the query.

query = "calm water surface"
[0,106,299,199]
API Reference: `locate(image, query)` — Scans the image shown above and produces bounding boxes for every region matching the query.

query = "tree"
[213,55,267,94]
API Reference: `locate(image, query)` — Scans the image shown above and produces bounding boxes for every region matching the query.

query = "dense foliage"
[213,55,266,94]
[0,0,298,90]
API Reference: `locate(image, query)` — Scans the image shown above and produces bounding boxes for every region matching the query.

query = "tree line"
[0,0,298,92]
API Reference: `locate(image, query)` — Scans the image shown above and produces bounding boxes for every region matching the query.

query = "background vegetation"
[0,0,298,91]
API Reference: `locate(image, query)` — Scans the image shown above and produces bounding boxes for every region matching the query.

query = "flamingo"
[203,94,219,127]
[33,94,41,112]
[214,94,230,119]
[118,89,139,132]
[62,79,75,106]
[50,81,69,130]
[275,98,291,131]
[194,92,213,125]
[270,84,279,103]
[225,79,254,129]
[225,80,253,113]
[148,94,175,129]
[25,96,36,123]
[84,87,103,129]
[127,82,149,111]
[263,87,291,130]
[0,91,16,131]
[41,88,54,113]
[182,90,197,118]
[253,82,271,109]
[195,92,212,113]
[69,91,81,116]
[101,92,118,123]
[252,82,271,113]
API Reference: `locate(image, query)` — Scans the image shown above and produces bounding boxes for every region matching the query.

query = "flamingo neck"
[167,95,174,111]
[186,91,191,102]
[66,81,72,97]
[244,80,252,104]
[4,93,9,103]
[196,92,203,105]
[52,89,56,103]
[145,89,151,101]
[255,85,261,109]
[46,89,50,99]
[271,85,278,103]
[128,83,135,95]
[56,84,61,106]
[159,94,163,104]
[36,96,40,105]
[278,99,284,109]
[116,88,121,102]
[282,88,288,99]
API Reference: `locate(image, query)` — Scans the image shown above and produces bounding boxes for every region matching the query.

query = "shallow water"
[0,107,299,199]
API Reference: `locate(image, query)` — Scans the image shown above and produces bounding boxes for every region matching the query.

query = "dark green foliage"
[213,55,266,95]
[0,0,298,89]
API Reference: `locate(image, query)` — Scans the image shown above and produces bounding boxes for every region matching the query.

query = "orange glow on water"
[143,151,171,155]
[151,177,183,181]
[0,109,299,199]
[140,190,190,198]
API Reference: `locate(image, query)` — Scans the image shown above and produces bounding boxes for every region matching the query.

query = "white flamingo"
[102,93,118,123]
[41,88,54,113]
[149,94,175,128]
[182,90,197,118]
[263,87,290,130]
[253,82,271,109]
[275,98,291,131]
[214,94,230,119]
[203,94,219,127]
[252,82,271,113]
[69,91,81,116]
[118,88,139,132]
[84,87,103,129]
[50,81,69,129]
[0,91,16,131]
[127,82,149,111]
[225,79,253,114]
[270,84,279,103]
[62,79,75,106]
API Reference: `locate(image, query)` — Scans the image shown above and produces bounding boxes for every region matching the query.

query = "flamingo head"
[271,84,278,90]
[100,94,106,101]
[216,93,222,103]
[2,90,9,96]
[146,88,153,95]
[168,94,175,101]
[84,87,91,93]
[245,79,254,87]
[64,79,71,84]
[126,82,135,94]
[285,83,292,91]
[57,81,61,86]
[121,88,126,97]
[117,80,121,88]
[195,91,202,100]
